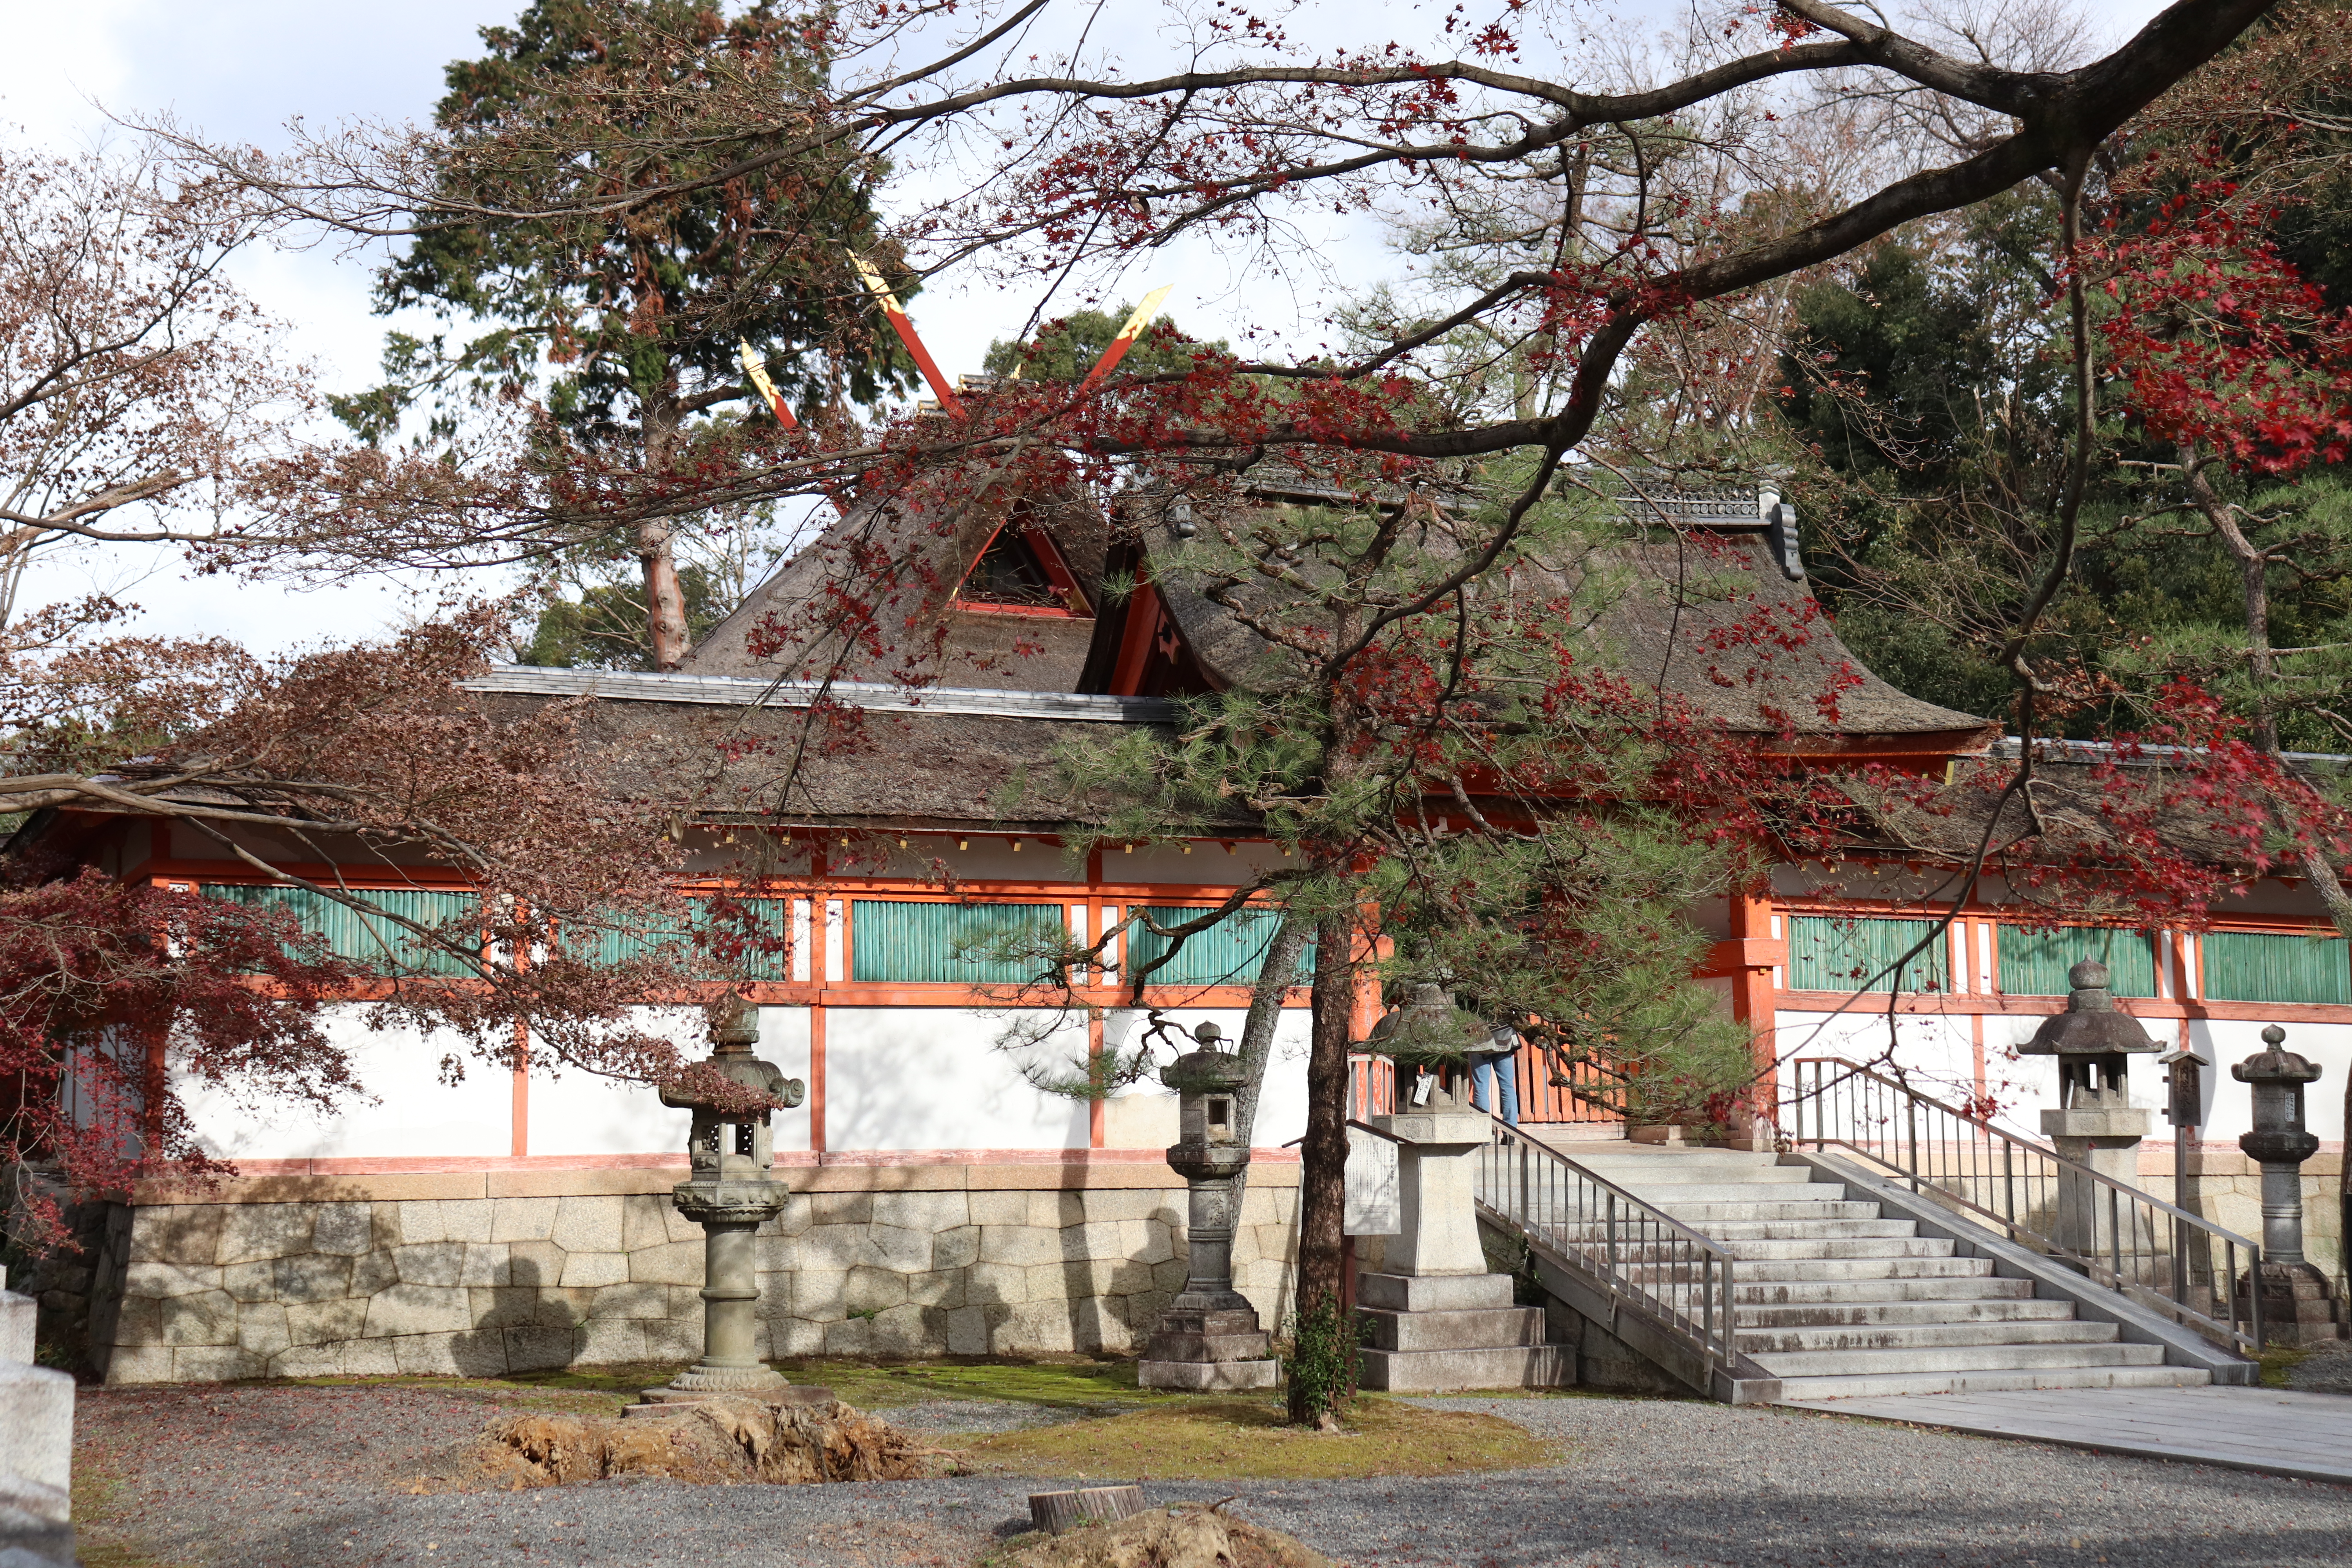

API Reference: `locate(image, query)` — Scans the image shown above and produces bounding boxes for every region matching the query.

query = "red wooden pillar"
[1726,894,1782,1144]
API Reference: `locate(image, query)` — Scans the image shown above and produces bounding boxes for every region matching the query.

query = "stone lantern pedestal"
[2233,1026,2339,1346]
[632,999,828,1414]
[1356,1081,1566,1392]
[1140,1038,1279,1390]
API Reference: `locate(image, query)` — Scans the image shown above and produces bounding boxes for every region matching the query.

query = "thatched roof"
[681,467,1109,693]
[1129,479,1994,749]
[464,673,1186,828]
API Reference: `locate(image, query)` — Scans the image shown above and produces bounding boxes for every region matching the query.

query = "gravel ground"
[75,1384,2352,1567]
[2287,1340,2352,1395]
[870,1398,1075,1436]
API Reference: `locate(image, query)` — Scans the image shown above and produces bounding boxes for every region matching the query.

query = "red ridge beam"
[1074,287,1174,399]
[852,257,965,418]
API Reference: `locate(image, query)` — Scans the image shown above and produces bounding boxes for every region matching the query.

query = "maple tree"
[0,140,789,1251]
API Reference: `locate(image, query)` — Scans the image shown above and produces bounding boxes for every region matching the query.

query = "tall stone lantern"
[1139,1025,1278,1390]
[636,996,815,1411]
[1354,983,1564,1392]
[2020,959,2159,1258]
[2234,1026,2338,1344]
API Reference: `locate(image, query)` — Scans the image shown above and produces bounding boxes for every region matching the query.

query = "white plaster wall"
[2184,1018,2352,1146]
[521,1003,811,1159]
[1098,1006,1312,1151]
[1773,1008,1989,1116]
[177,1008,511,1160]
[823,1007,1091,1151]
[1779,1006,2352,1148]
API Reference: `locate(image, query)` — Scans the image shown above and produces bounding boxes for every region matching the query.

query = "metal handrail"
[1783,1057,2263,1354]
[1464,1118,1742,1381]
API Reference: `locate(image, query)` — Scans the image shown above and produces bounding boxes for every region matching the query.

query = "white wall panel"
[177,1009,512,1160]
[1774,1008,1987,1116]
[2185,1018,2352,1146]
[1780,1006,2352,1149]
[823,1007,1091,1151]
[1098,1007,1312,1150]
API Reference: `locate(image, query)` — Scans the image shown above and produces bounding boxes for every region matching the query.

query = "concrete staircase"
[1559,1143,2212,1400]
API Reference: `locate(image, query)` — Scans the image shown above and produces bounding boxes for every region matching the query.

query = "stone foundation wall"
[94,1173,1301,1385]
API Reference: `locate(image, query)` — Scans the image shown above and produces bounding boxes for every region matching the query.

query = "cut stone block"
[1358,1344,1572,1392]
[0,1290,32,1366]
[1358,1305,1545,1354]
[1138,1357,1279,1390]
[1355,1271,1514,1313]
[0,1363,71,1511]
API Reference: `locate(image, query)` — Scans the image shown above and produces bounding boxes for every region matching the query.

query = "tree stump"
[1028,1485,1146,1534]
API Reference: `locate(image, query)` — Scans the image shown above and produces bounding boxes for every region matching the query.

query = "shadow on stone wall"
[84,1175,1306,1384]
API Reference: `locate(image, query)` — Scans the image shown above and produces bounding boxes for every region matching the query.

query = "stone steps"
[1719,1276,2038,1304]
[1540,1216,1915,1241]
[1570,1182,1842,1205]
[1732,1256,1996,1281]
[1736,1319,2119,1354]
[1770,1364,2210,1400]
[1734,1297,2076,1328]
[1665,1213,1882,1232]
[1519,1144,2208,1403]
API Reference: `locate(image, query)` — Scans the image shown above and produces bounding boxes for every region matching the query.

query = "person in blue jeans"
[1466,1020,1522,1125]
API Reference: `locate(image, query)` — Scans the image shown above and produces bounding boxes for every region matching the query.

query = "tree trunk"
[1287,904,1354,1425]
[637,519,690,671]
[639,380,691,671]
[1234,916,1312,1149]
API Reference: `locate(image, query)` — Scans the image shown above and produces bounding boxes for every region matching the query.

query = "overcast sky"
[2,0,2185,656]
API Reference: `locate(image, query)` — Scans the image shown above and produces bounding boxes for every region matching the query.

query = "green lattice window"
[1997,926,2157,998]
[1786,915,1949,994]
[1128,906,1315,988]
[850,901,1068,984]
[564,897,793,981]
[2201,929,2352,1004]
[203,884,480,976]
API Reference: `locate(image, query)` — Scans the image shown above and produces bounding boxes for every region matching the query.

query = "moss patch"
[950,1395,1552,1481]
[2258,1343,2313,1389]
[275,1355,1150,1417]
[71,1451,176,1568]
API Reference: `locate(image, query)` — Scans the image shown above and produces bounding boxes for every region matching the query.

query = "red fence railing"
[1347,1051,1622,1124]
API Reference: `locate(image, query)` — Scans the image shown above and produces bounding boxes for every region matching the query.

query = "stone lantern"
[2233,1026,2338,1344]
[1353,985,1564,1392]
[635,996,816,1412]
[2020,959,2159,1258]
[1140,1024,1278,1390]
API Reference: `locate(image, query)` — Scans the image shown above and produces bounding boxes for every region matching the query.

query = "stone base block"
[0,1514,73,1568]
[661,1362,788,1393]
[1155,1307,1260,1337]
[1359,1305,1544,1354]
[1358,1344,1572,1393]
[1354,1271,1514,1314]
[2242,1261,2342,1347]
[0,1290,33,1367]
[1138,1357,1279,1390]
[0,1365,72,1510]
[1145,1329,1272,1363]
